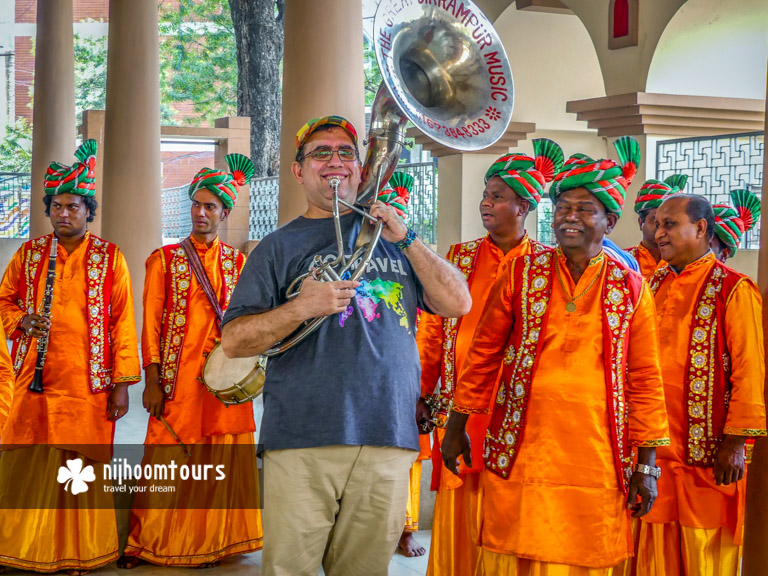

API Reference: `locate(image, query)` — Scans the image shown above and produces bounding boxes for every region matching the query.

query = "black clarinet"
[28,237,58,394]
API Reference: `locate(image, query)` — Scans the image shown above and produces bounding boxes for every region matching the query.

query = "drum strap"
[180,237,224,326]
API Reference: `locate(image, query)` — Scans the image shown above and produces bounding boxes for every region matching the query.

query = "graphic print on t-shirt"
[338,277,409,330]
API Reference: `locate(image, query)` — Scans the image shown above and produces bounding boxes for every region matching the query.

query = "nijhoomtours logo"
[0,444,261,509]
[103,458,226,494]
[57,458,96,495]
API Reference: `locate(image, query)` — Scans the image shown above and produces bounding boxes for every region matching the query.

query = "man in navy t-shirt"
[222,115,471,576]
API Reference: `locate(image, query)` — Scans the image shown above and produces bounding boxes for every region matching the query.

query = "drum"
[201,342,266,405]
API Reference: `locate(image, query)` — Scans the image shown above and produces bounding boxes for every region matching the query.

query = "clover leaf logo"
[57,458,95,495]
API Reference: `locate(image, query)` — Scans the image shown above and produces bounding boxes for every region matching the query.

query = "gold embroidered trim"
[631,438,671,447]
[85,237,114,393]
[451,404,488,415]
[484,251,551,475]
[723,427,768,437]
[159,242,240,400]
[684,265,722,465]
[114,375,140,383]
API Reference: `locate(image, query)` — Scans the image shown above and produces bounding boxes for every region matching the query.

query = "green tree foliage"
[0,118,33,173]
[73,26,108,125]
[364,34,382,107]
[159,0,238,125]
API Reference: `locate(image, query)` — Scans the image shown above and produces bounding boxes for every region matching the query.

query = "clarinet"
[28,237,58,394]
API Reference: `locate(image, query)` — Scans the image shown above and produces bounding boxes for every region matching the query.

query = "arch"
[493,3,605,131]
[647,0,768,99]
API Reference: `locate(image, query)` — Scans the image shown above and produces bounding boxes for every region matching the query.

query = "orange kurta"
[0,232,140,573]
[124,236,262,566]
[0,232,140,446]
[140,236,255,445]
[418,234,538,576]
[454,251,669,569]
[628,243,665,281]
[643,253,766,538]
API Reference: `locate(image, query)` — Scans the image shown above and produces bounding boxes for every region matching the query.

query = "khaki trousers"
[262,445,418,576]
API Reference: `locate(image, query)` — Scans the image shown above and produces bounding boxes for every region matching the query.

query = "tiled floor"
[2,532,432,576]
[4,374,435,575]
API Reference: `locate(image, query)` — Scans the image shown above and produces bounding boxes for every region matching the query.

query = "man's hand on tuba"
[369,201,408,244]
[293,278,360,319]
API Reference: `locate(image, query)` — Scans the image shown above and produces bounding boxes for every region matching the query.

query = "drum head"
[203,343,263,392]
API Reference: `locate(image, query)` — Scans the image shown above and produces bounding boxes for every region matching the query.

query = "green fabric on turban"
[44,140,98,197]
[713,188,761,255]
[377,172,413,219]
[483,138,564,210]
[634,174,688,214]
[550,136,641,216]
[188,153,254,210]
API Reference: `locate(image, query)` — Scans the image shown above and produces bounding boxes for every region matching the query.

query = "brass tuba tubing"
[264,0,513,357]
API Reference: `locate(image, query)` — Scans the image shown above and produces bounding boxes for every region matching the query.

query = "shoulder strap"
[180,237,223,326]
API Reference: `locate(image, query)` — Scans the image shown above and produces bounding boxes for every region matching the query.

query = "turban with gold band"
[295,115,359,152]
[483,138,564,210]
[44,140,98,197]
[188,153,254,210]
[377,172,413,219]
[550,136,641,216]
[713,188,761,256]
[634,174,689,214]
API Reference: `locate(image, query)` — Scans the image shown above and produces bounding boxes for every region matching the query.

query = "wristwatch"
[635,463,661,479]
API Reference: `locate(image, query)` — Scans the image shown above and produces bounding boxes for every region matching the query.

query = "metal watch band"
[635,463,662,479]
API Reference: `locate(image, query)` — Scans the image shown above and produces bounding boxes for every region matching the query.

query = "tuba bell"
[263,0,514,356]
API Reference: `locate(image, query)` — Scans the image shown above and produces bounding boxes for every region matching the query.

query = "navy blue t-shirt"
[223,212,426,453]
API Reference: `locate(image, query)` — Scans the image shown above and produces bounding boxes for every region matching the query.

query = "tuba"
[263,0,514,356]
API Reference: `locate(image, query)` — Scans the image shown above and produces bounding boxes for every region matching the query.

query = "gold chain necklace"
[555,256,605,313]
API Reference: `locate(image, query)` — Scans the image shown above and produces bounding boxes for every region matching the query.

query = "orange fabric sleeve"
[416,311,444,397]
[109,248,141,384]
[453,260,516,414]
[723,278,767,436]
[141,250,166,368]
[0,246,27,339]
[625,283,670,446]
[0,323,13,432]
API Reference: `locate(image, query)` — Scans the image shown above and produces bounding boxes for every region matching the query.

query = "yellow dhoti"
[0,446,118,573]
[633,521,740,576]
[122,432,263,566]
[477,548,615,576]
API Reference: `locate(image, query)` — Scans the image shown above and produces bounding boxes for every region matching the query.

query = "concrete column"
[101,0,162,327]
[29,0,75,238]
[435,153,501,255]
[213,116,251,251]
[278,0,366,224]
[77,110,106,237]
[741,57,768,576]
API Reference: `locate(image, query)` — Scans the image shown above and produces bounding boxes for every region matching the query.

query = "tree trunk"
[229,0,284,178]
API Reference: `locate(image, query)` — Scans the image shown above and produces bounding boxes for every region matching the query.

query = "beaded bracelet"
[396,227,417,251]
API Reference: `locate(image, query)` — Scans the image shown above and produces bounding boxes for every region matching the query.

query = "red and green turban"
[634,174,688,214]
[550,136,641,216]
[377,172,413,218]
[713,188,761,255]
[483,139,564,210]
[44,140,98,197]
[188,153,254,210]
[295,115,358,152]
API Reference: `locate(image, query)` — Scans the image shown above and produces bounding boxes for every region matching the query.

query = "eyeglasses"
[301,146,358,163]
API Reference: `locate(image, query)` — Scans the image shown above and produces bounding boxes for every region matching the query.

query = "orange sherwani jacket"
[643,252,766,544]
[626,243,665,281]
[142,236,255,446]
[0,232,140,447]
[453,248,669,568]
[417,233,545,482]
